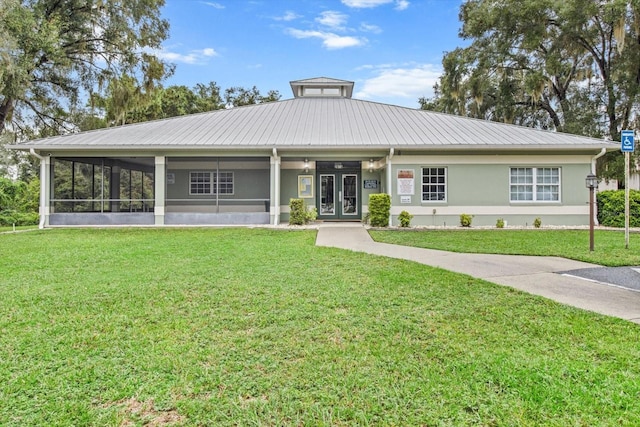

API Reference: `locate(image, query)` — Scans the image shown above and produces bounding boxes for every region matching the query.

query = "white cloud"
[355,64,442,102]
[395,0,410,10]
[274,11,301,21]
[200,1,225,9]
[286,29,366,49]
[359,22,382,33]
[316,11,348,31]
[151,47,218,65]
[202,48,217,57]
[341,0,409,9]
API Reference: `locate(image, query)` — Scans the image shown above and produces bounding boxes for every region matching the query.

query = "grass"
[0,225,38,233]
[370,228,640,266]
[0,228,639,426]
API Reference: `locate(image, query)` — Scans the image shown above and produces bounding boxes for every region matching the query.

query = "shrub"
[496,218,505,229]
[288,199,317,225]
[289,199,307,225]
[398,210,413,227]
[533,217,542,228]
[362,212,370,225]
[597,190,640,227]
[0,210,39,226]
[368,194,391,227]
[0,177,40,226]
[306,206,317,223]
[460,213,473,227]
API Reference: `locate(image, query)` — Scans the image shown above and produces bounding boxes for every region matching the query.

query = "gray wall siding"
[166,169,269,200]
[388,155,593,226]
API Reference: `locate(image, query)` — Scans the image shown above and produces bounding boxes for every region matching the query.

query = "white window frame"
[421,167,447,202]
[214,171,234,195]
[189,171,234,195]
[509,167,561,202]
[189,171,211,195]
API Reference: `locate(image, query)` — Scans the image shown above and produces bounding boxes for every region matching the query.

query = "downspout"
[387,148,394,226]
[29,148,47,229]
[591,148,607,225]
[272,148,281,225]
[591,147,606,174]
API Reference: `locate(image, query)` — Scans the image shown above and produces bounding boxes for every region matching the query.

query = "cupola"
[290,77,354,99]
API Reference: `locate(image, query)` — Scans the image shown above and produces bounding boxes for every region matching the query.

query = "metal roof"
[12,96,617,152]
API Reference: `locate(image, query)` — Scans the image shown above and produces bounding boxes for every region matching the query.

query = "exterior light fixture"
[303,158,309,172]
[368,159,374,173]
[334,162,343,170]
[585,173,598,251]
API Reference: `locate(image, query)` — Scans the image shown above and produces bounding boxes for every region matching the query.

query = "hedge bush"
[368,193,390,227]
[0,177,40,226]
[460,213,473,227]
[288,199,316,225]
[398,210,413,227]
[0,210,39,226]
[597,190,640,227]
[289,198,307,225]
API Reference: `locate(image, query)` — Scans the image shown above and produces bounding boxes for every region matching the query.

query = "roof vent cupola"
[290,77,354,99]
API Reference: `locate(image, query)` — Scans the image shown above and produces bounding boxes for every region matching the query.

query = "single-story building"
[11,77,618,228]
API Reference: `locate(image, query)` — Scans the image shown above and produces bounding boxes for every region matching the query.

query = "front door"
[317,162,360,220]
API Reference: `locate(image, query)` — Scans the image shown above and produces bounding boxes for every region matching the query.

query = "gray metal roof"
[12,96,617,152]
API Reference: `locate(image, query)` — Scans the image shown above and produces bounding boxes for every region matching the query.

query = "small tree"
[368,194,391,227]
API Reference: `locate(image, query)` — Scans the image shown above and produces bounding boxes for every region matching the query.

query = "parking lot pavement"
[559,267,640,292]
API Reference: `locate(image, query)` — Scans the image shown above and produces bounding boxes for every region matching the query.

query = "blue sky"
[157,0,466,108]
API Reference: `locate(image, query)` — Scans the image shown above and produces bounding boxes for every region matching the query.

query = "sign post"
[621,130,635,249]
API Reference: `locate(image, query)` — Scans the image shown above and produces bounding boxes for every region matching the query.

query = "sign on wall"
[397,169,415,195]
[298,175,314,198]
[364,179,378,189]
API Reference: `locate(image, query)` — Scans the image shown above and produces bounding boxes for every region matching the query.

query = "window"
[190,172,211,195]
[214,171,234,195]
[189,171,234,195]
[510,167,560,202]
[422,167,447,201]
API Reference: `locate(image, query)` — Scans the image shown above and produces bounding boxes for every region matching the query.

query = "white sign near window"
[397,169,415,195]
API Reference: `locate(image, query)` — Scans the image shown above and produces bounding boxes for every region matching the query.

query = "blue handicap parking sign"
[621,130,635,152]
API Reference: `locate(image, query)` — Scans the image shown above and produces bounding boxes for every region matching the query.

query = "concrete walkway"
[315,223,640,324]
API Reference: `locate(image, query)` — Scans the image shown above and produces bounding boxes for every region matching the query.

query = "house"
[11,77,618,228]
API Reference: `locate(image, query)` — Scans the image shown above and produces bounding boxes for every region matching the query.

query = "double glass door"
[318,172,359,220]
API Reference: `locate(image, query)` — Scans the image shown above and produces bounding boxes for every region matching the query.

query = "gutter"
[29,149,47,229]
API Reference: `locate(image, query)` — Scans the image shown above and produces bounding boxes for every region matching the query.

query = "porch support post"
[271,148,281,225]
[154,156,166,225]
[41,155,51,228]
[29,149,50,228]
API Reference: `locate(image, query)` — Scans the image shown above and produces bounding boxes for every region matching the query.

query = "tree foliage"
[0,176,39,225]
[0,0,171,137]
[81,81,281,129]
[422,0,640,181]
[224,86,281,107]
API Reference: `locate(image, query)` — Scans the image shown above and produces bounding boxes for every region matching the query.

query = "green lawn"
[370,228,640,266]
[0,225,38,233]
[1,228,639,426]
